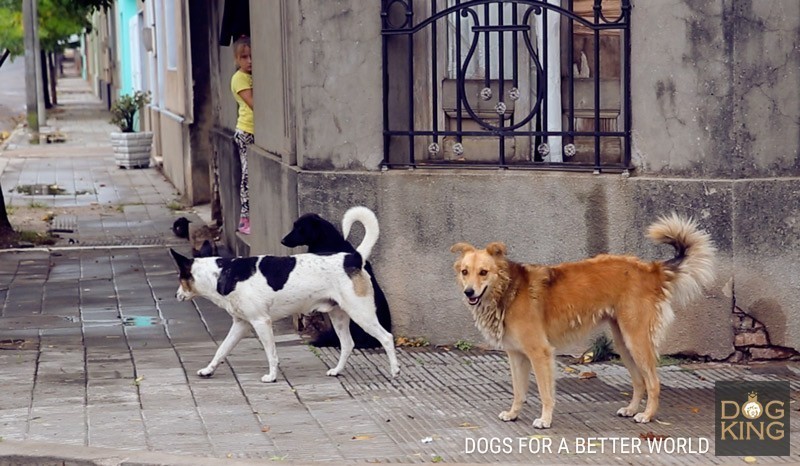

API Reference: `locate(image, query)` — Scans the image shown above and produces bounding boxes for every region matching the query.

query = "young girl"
[231,36,253,235]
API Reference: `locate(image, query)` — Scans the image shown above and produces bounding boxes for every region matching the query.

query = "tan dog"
[451,214,715,428]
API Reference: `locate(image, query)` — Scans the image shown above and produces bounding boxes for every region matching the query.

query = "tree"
[0,0,111,242]
[0,0,112,61]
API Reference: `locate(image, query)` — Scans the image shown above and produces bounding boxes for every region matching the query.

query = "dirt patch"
[0,203,122,249]
[1,203,57,247]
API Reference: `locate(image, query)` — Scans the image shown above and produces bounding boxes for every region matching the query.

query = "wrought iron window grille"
[381,0,632,173]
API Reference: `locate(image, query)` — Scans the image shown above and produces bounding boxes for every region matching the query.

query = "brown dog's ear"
[485,242,507,257]
[450,242,475,254]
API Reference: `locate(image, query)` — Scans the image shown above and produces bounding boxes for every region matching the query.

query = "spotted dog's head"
[169,249,197,301]
[450,242,508,307]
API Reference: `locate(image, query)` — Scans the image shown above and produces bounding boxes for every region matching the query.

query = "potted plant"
[109,91,153,168]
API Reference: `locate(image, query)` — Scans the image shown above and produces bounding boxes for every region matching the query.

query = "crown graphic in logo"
[742,391,763,420]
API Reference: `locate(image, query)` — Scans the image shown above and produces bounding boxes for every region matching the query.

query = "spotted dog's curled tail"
[648,213,716,308]
[342,206,380,262]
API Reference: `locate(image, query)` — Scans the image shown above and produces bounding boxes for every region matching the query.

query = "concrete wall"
[159,114,186,197]
[291,0,384,170]
[293,171,739,359]
[631,0,800,177]
[213,128,248,256]
[206,0,800,359]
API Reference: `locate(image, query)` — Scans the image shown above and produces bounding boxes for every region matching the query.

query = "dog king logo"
[715,381,790,456]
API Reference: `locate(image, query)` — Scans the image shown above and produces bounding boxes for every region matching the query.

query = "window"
[381,0,631,172]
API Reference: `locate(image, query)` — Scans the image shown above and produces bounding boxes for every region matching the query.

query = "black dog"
[172,217,218,257]
[172,217,191,239]
[281,213,392,349]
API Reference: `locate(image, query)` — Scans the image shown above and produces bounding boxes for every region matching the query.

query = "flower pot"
[111,131,153,168]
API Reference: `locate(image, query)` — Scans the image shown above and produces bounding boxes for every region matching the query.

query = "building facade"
[124,0,800,361]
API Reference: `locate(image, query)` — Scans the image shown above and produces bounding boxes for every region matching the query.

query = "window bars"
[381,0,632,172]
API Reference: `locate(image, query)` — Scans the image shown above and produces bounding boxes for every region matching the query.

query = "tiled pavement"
[1,77,799,465]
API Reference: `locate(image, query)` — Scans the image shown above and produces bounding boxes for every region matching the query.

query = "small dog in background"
[281,210,392,349]
[172,217,219,257]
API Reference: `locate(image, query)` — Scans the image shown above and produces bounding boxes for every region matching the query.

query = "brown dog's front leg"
[528,347,555,429]
[499,350,531,421]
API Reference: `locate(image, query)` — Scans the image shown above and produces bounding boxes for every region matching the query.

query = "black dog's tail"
[342,206,380,261]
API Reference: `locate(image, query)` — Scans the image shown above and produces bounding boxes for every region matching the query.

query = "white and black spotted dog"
[169,206,400,382]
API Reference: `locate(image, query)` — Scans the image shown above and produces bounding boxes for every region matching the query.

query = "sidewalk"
[1,77,799,465]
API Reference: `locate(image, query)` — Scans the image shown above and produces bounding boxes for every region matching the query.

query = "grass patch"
[28,201,48,209]
[167,200,184,211]
[15,230,56,246]
[581,334,617,363]
[307,344,322,358]
[395,336,429,347]
[454,339,474,351]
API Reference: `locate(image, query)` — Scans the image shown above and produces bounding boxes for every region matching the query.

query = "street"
[0,56,26,135]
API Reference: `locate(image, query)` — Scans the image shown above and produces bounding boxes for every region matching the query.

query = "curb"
[0,440,329,466]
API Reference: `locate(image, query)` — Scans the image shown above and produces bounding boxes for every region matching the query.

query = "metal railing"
[381,0,632,172]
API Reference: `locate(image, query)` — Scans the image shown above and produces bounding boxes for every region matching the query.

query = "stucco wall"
[291,0,384,170]
[213,128,248,256]
[159,115,186,198]
[294,171,741,358]
[631,0,800,177]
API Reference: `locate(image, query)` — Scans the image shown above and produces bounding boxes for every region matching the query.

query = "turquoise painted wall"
[116,0,139,96]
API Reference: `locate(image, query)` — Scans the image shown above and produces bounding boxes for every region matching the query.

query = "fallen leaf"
[261,425,270,432]
[133,375,144,386]
[352,434,374,440]
[579,371,597,379]
[582,351,594,363]
[563,367,578,374]
[654,419,672,426]
[690,407,700,414]
[639,431,669,441]
[743,457,757,464]
[432,455,443,463]
[620,391,630,396]
[458,422,479,429]
[528,434,549,440]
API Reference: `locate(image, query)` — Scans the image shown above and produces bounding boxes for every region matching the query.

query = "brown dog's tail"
[647,213,716,307]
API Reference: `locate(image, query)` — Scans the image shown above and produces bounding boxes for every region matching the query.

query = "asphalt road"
[0,56,27,134]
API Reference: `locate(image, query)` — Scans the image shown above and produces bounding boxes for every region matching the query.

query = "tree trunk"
[48,52,58,106]
[0,49,9,69]
[0,182,13,234]
[41,49,51,109]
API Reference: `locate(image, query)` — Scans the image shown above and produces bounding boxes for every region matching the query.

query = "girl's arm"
[238,88,254,109]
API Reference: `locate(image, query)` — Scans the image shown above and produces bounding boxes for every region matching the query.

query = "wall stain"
[580,184,609,257]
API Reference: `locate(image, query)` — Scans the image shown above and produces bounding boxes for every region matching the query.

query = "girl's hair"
[233,36,251,59]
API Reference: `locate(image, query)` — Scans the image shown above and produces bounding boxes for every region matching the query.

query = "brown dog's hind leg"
[617,318,661,423]
[499,350,531,422]
[609,321,646,417]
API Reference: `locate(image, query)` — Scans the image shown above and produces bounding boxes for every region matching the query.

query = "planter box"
[111,131,153,168]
